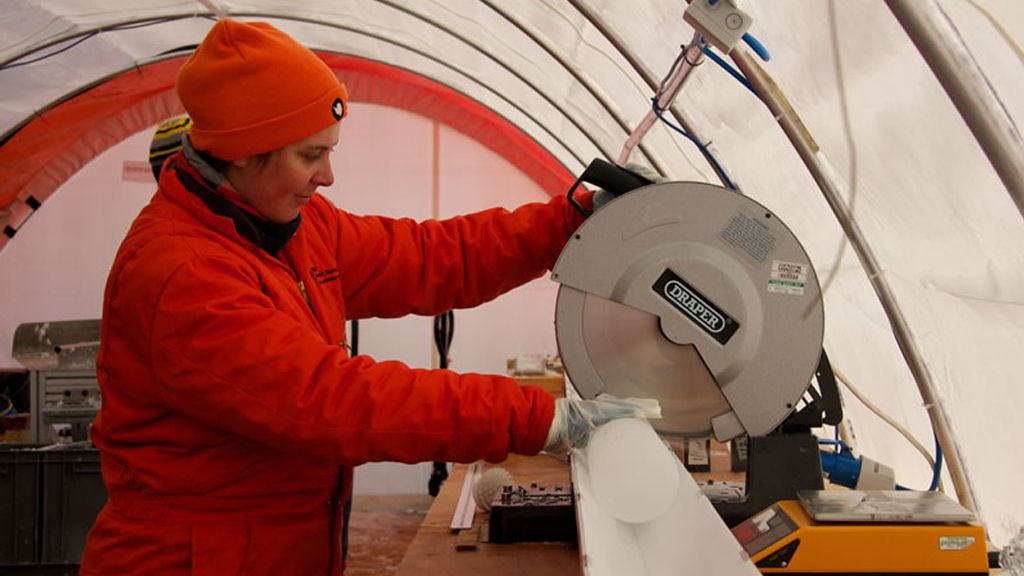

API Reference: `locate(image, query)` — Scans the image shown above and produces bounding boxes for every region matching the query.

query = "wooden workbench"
[393,445,1004,575]
[393,453,580,576]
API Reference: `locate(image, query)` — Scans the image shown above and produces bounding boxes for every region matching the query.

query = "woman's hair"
[196,148,276,173]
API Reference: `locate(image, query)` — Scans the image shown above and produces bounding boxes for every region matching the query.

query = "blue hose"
[742,32,771,61]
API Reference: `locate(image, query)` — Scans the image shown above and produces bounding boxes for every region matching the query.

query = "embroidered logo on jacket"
[310,265,340,284]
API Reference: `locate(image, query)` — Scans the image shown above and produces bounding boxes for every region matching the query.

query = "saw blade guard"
[552,181,823,441]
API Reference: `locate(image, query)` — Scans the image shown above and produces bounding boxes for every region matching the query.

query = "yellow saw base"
[732,500,988,574]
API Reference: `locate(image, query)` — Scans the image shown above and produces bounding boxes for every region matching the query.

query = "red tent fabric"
[0,53,573,252]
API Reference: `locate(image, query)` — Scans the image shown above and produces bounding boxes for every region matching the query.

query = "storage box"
[0,447,40,565]
[0,445,107,567]
[40,446,106,564]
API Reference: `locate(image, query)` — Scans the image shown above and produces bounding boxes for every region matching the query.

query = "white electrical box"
[683,0,752,53]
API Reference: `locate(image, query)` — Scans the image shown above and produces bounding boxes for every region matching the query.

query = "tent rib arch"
[0,14,215,69]
[472,0,668,175]
[1,12,596,169]
[886,0,1024,220]
[0,47,595,251]
[2,5,662,172]
[730,47,980,515]
[252,4,663,170]
[232,11,602,164]
[564,0,740,189]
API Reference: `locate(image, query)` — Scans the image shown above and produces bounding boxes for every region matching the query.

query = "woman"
[80,19,654,576]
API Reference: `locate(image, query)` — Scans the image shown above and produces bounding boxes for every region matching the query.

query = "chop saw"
[553,159,824,443]
[550,159,988,574]
[541,3,987,573]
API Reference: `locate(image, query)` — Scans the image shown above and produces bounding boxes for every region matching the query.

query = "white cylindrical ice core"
[585,418,681,524]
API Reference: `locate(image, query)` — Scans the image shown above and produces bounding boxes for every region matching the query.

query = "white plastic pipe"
[617,35,705,166]
[886,0,1024,220]
[729,49,978,515]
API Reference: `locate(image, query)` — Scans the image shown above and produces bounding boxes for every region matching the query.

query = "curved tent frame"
[0,52,581,250]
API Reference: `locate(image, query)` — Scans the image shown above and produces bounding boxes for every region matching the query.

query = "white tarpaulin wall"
[0,0,1022,547]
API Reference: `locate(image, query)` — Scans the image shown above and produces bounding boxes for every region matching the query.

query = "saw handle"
[567,158,653,216]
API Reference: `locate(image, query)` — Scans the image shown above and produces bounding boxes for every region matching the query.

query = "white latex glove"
[543,394,662,454]
[591,162,667,211]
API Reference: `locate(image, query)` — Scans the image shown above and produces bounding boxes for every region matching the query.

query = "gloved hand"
[591,162,667,211]
[543,394,662,454]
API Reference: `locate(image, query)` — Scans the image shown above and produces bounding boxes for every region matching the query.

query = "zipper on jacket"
[298,280,311,308]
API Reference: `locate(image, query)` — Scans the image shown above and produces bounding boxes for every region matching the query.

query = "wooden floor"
[346,494,433,576]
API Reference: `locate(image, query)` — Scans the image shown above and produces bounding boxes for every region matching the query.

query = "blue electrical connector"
[819,447,863,489]
[819,436,944,492]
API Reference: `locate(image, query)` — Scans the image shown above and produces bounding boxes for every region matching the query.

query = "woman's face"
[226,123,340,223]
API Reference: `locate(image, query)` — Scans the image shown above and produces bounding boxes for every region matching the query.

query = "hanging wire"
[833,366,944,491]
[1,16,212,71]
[646,32,771,192]
[2,33,97,69]
[651,100,737,191]
[697,38,757,95]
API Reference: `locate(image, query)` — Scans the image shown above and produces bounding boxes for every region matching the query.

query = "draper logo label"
[653,269,739,345]
[666,280,724,332]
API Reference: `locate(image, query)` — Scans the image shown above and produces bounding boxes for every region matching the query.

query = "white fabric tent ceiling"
[1,0,1023,548]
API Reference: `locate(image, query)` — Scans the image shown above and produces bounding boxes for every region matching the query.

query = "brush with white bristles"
[473,466,514,511]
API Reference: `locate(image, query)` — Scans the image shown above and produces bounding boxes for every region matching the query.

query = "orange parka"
[80,152,587,575]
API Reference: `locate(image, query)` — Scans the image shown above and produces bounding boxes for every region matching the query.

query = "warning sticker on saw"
[653,269,739,345]
[768,260,808,296]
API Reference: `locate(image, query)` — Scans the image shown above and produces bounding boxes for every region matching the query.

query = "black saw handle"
[567,158,653,216]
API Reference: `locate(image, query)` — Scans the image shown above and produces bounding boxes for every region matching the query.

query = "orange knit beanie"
[176,19,348,161]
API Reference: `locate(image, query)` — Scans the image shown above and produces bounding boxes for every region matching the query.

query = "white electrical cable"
[811,0,862,311]
[832,366,944,491]
[197,0,228,19]
[731,46,968,510]
[965,0,1024,68]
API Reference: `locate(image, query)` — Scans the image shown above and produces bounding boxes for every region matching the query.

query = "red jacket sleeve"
[137,254,554,465]
[338,192,589,319]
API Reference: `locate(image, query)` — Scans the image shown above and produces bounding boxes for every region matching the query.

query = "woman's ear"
[232,157,250,169]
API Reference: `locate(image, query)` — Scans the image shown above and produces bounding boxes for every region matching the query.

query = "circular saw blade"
[563,288,731,437]
[552,181,824,440]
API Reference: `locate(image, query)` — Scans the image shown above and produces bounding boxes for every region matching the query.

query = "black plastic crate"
[0,447,40,565]
[39,446,106,565]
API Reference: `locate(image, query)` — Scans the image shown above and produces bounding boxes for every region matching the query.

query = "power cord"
[651,100,737,190]
[428,311,455,497]
[833,366,944,491]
